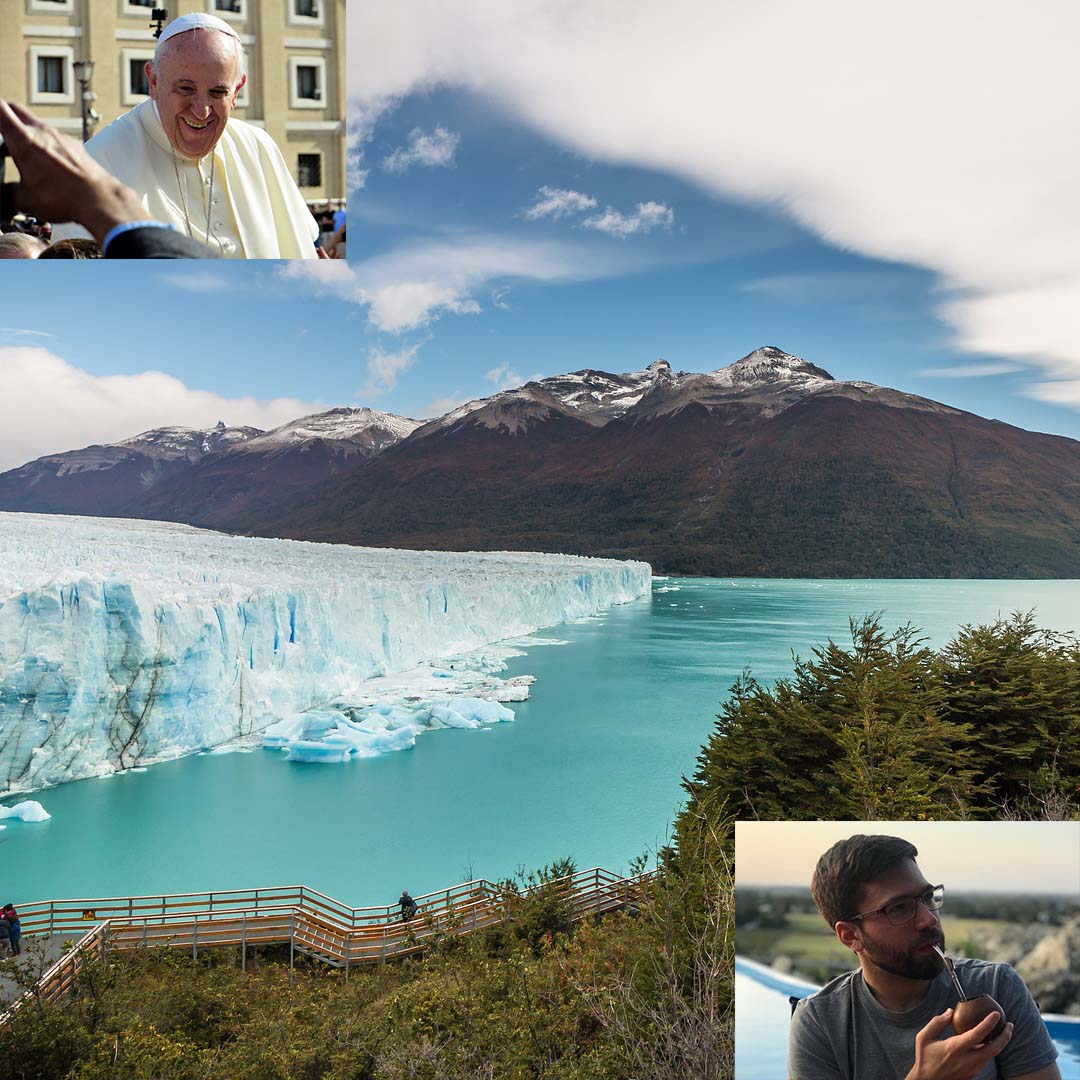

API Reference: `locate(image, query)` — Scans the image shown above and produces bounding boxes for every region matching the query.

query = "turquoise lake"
[3,577,1079,909]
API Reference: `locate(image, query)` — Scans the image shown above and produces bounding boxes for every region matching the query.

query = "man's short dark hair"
[811,834,918,929]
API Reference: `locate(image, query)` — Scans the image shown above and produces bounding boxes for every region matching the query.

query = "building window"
[288,0,323,27]
[297,153,321,188]
[38,56,65,93]
[121,49,154,104]
[121,0,154,18]
[29,46,75,104]
[212,0,246,19]
[129,58,148,95]
[288,57,326,109]
[297,66,318,99]
[28,0,75,13]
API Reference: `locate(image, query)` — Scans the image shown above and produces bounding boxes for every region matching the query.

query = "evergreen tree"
[936,612,1080,815]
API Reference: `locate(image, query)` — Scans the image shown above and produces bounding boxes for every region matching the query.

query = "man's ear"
[835,919,863,954]
[232,74,247,105]
[145,60,158,100]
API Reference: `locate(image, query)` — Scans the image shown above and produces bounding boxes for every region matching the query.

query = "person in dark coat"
[2,905,19,956]
[0,911,11,957]
[399,890,418,922]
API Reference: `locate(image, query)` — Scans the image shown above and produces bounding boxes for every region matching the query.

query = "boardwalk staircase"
[2,867,649,1022]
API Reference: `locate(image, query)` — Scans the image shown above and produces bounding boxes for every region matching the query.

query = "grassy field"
[736,912,1007,979]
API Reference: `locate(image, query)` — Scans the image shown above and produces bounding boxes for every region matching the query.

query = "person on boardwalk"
[2,905,19,956]
[0,910,11,957]
[399,890,419,923]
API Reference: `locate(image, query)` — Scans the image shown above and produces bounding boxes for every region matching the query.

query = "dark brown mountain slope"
[244,362,1080,578]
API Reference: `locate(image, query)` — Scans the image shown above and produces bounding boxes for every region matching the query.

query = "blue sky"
[1,1,1078,471]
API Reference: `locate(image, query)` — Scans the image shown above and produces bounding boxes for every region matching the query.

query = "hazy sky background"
[1,0,1079,472]
[736,821,1080,896]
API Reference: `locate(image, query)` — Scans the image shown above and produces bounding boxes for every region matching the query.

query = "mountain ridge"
[3,346,1079,577]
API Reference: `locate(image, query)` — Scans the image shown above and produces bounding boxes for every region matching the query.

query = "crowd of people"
[312,204,347,260]
[0,223,105,259]
[0,203,345,260]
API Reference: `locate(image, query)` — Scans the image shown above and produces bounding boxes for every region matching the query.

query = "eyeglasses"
[846,884,944,926]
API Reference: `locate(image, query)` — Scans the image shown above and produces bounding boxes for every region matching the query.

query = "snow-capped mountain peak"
[241,407,421,452]
[117,424,264,460]
[713,346,835,389]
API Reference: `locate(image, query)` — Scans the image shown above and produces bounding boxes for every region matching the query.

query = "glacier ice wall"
[0,513,650,793]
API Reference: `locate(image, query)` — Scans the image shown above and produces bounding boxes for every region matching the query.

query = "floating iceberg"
[0,513,650,793]
[0,799,50,822]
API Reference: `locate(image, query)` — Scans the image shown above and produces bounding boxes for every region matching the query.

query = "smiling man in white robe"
[51,12,320,259]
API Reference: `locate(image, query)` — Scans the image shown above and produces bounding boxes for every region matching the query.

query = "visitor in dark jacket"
[399,891,419,922]
[3,905,20,956]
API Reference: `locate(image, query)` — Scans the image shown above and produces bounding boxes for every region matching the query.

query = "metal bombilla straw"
[932,945,968,1002]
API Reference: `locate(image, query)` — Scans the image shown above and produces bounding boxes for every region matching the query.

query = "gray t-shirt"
[789,959,1058,1080]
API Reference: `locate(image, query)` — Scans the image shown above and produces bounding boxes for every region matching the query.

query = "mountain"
[5,348,1080,577]
[247,347,1080,578]
[0,422,263,516]
[0,409,420,527]
[115,407,422,529]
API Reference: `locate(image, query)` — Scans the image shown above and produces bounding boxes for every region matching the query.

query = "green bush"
[684,611,1079,823]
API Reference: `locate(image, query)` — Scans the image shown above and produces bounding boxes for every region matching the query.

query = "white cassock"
[52,99,318,259]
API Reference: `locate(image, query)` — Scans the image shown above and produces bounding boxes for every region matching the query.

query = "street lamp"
[72,59,97,143]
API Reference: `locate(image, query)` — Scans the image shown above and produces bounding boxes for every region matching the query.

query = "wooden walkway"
[2,868,649,1020]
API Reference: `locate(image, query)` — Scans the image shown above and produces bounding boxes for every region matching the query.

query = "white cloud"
[349,1,1080,397]
[368,283,481,333]
[524,186,597,221]
[918,362,1022,378]
[582,201,674,237]
[361,342,423,398]
[1024,381,1080,407]
[279,261,367,304]
[382,126,460,173]
[280,232,643,334]
[0,348,326,472]
[484,362,523,390]
[0,328,52,338]
[491,285,511,310]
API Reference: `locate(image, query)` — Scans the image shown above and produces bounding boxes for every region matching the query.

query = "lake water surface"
[3,577,1078,908]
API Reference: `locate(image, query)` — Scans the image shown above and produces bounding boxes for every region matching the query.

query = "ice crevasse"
[0,513,651,794]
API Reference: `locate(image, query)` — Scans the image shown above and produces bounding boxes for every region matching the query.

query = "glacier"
[0,513,650,794]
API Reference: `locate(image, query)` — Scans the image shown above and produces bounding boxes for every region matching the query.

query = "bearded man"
[51,12,319,258]
[790,834,1061,1080]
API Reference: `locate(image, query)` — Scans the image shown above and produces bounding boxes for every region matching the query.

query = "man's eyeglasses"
[846,885,944,926]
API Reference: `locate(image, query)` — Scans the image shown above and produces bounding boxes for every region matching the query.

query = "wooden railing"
[2,919,110,1022]
[3,868,652,1019]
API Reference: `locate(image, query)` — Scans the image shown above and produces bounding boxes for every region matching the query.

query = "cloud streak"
[361,342,424,397]
[281,232,647,333]
[484,361,524,390]
[918,362,1022,378]
[524,186,597,221]
[582,200,674,237]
